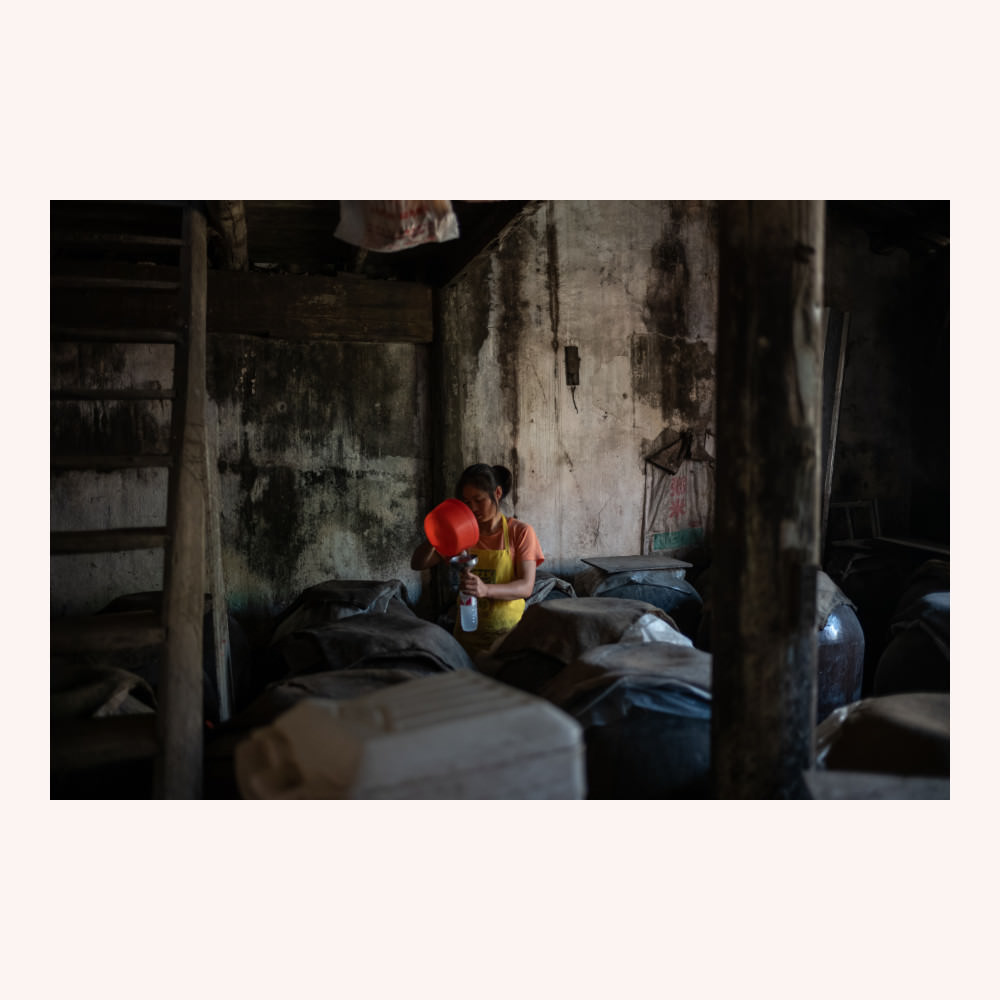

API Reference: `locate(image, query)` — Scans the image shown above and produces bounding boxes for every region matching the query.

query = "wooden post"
[205,397,233,722]
[155,204,208,799]
[711,201,825,799]
[820,309,850,554]
[205,200,249,270]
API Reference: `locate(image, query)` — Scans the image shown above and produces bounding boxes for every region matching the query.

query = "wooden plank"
[51,453,172,470]
[51,326,180,344]
[51,231,184,251]
[155,205,207,800]
[243,200,342,271]
[712,201,826,800]
[51,528,168,554]
[51,388,176,401]
[50,200,183,236]
[581,555,692,574]
[51,610,165,654]
[872,537,950,557]
[53,261,432,342]
[204,400,233,722]
[207,269,433,342]
[820,309,849,553]
[51,275,180,292]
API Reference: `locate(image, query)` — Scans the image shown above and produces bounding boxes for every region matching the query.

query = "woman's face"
[462,484,502,527]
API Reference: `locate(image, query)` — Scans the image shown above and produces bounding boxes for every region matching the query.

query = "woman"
[411,464,544,657]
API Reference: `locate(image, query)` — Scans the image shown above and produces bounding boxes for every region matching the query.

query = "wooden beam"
[205,201,249,271]
[820,309,850,553]
[204,399,233,722]
[207,270,433,342]
[51,610,165,654]
[51,528,168,553]
[711,201,826,799]
[155,205,208,800]
[52,262,432,342]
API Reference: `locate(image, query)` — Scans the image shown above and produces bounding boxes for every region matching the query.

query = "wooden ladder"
[51,201,222,798]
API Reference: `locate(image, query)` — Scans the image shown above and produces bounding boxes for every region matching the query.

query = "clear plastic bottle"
[451,554,479,632]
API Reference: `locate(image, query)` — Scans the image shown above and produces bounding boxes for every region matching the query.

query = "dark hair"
[455,464,512,504]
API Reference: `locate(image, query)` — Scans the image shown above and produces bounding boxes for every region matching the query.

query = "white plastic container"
[451,553,479,632]
[234,671,586,799]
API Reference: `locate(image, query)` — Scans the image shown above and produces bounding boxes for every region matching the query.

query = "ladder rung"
[50,231,184,251]
[51,609,165,654]
[51,528,168,554]
[51,326,181,344]
[51,454,173,471]
[51,388,175,401]
[51,275,180,292]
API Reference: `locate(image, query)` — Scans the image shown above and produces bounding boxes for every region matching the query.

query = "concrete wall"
[435,201,720,583]
[51,342,173,616]
[50,201,721,627]
[50,201,947,648]
[50,331,434,628]
[208,334,433,632]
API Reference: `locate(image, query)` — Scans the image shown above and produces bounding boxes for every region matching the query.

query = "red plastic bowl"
[424,498,479,558]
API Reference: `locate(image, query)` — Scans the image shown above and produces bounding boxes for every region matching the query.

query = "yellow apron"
[453,515,526,657]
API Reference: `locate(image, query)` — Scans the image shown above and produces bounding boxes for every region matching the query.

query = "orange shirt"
[473,517,544,567]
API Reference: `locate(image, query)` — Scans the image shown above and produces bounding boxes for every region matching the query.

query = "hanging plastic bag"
[335,200,460,252]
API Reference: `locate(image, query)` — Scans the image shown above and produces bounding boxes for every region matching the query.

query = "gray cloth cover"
[267,609,476,680]
[540,642,713,798]
[815,692,949,777]
[541,643,712,725]
[270,579,412,645]
[889,591,950,660]
[488,598,684,668]
[526,570,577,605]
[574,566,689,597]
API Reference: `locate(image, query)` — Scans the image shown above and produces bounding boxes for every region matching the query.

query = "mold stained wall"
[51,333,434,624]
[210,334,432,629]
[437,201,719,581]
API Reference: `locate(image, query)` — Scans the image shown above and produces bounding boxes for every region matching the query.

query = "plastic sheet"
[525,570,577,605]
[269,579,411,646]
[479,597,688,695]
[575,567,703,639]
[873,591,949,696]
[542,643,713,798]
[264,609,473,681]
[335,200,459,252]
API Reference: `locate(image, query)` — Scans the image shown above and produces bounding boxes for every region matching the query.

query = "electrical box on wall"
[564,345,580,386]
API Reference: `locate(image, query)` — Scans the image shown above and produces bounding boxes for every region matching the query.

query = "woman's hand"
[460,569,490,599]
